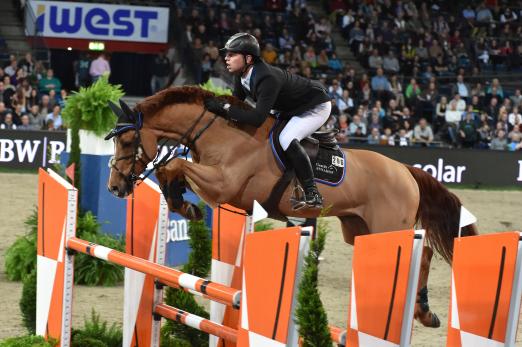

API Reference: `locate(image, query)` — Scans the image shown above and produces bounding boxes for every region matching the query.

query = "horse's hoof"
[430,313,441,328]
[416,311,441,328]
[187,204,203,221]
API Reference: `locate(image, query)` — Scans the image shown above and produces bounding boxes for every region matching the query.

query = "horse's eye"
[120,141,133,148]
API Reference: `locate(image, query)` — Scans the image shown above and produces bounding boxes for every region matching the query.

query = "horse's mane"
[136,86,252,116]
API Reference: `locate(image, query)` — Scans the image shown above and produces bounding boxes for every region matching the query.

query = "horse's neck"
[149,105,275,163]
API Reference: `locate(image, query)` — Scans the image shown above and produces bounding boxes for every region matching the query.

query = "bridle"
[106,100,217,187]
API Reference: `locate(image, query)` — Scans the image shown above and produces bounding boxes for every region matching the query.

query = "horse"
[106,86,478,328]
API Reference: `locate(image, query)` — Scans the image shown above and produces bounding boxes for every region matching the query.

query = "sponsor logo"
[316,162,336,175]
[413,158,467,183]
[0,138,64,165]
[30,0,168,42]
[166,218,189,242]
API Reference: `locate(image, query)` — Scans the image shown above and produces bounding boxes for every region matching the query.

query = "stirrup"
[290,185,307,211]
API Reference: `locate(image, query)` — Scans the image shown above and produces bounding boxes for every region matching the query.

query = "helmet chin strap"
[240,54,254,76]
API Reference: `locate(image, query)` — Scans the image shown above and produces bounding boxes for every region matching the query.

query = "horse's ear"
[108,100,129,124]
[119,99,136,121]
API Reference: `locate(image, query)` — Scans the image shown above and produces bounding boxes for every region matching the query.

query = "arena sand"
[1,172,521,345]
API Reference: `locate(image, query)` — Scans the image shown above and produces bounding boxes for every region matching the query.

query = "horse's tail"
[406,165,478,264]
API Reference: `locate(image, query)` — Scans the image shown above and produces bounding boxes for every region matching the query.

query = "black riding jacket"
[228,60,330,127]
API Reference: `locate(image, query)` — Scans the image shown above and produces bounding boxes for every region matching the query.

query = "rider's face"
[225,52,247,74]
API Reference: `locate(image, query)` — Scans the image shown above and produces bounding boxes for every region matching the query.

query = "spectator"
[404,78,421,107]
[476,3,493,23]
[316,49,329,70]
[508,107,522,127]
[389,74,404,107]
[337,90,354,113]
[490,129,508,150]
[368,49,383,70]
[485,97,500,123]
[1,112,16,129]
[370,68,391,93]
[74,53,91,88]
[303,46,317,68]
[336,114,349,142]
[89,53,111,82]
[383,51,400,74]
[349,114,367,137]
[462,5,476,20]
[330,98,341,118]
[4,59,17,77]
[261,43,278,64]
[348,21,365,55]
[476,113,492,149]
[449,93,466,112]
[413,118,434,146]
[445,102,462,145]
[328,52,343,71]
[46,104,62,130]
[381,127,395,146]
[18,52,34,75]
[58,89,68,109]
[452,75,471,100]
[500,8,518,24]
[27,104,44,129]
[38,69,62,94]
[418,81,439,118]
[367,127,381,144]
[458,112,478,148]
[367,110,382,132]
[508,133,522,151]
[395,128,410,146]
[3,76,16,108]
[510,89,522,108]
[17,114,35,130]
[0,101,8,122]
[328,79,343,99]
[151,52,171,94]
[486,78,504,99]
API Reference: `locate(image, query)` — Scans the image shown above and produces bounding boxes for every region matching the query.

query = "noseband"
[107,106,217,186]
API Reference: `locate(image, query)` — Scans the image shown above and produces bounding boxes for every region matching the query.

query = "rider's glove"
[204,98,231,118]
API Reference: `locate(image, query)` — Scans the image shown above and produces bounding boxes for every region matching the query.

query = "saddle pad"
[269,130,346,187]
[312,146,346,186]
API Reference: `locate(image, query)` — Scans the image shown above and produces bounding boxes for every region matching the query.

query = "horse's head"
[105,100,158,198]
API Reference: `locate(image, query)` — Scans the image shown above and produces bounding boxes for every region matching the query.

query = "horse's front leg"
[156,158,227,218]
[156,161,203,221]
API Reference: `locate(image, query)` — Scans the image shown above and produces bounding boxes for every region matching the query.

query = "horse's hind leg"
[414,246,441,328]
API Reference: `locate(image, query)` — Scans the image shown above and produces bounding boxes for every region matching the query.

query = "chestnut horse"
[106,86,477,328]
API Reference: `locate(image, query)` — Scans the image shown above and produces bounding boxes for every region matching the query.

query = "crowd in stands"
[0,51,111,131]
[324,0,522,150]
[3,0,522,152]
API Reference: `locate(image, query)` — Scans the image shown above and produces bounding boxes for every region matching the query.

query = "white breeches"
[279,101,332,150]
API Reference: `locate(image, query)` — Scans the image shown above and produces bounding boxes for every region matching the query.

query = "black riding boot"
[285,139,323,208]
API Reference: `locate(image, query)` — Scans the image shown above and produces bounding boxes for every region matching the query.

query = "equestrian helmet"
[220,33,260,57]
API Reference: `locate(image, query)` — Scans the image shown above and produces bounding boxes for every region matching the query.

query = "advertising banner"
[27,0,169,43]
[347,144,522,187]
[0,130,66,169]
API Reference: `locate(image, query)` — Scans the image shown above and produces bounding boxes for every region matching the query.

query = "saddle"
[260,118,347,218]
[270,118,346,186]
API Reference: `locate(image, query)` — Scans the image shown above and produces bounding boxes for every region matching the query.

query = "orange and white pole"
[155,304,238,344]
[66,237,241,308]
[329,325,346,346]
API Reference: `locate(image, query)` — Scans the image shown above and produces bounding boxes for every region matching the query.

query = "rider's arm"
[228,75,281,127]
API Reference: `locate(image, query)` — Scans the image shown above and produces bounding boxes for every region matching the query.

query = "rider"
[204,32,331,209]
